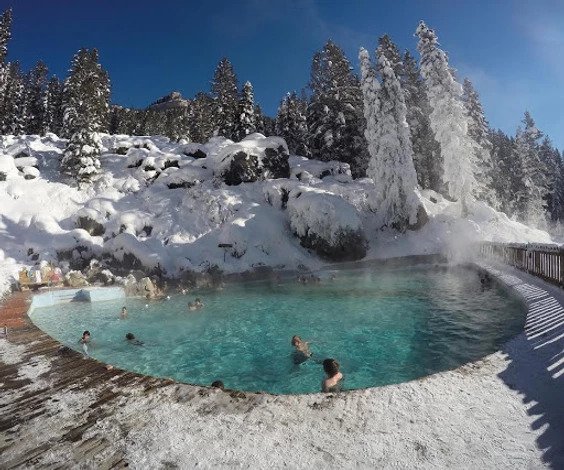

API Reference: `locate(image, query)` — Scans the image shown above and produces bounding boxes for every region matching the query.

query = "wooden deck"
[0,290,175,469]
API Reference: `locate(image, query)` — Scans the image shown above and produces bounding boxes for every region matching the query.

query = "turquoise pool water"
[29,264,526,394]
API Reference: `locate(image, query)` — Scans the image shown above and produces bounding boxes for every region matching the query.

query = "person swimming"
[321,358,343,393]
[125,332,144,346]
[211,380,225,390]
[120,306,128,319]
[291,335,312,364]
[188,298,204,311]
[79,330,91,355]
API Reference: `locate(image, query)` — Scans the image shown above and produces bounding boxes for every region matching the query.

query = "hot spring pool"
[29,264,526,394]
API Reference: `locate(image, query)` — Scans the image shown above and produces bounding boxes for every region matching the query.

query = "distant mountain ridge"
[148,91,190,111]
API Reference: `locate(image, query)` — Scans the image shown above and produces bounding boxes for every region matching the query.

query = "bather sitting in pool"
[125,332,144,346]
[120,306,128,319]
[211,380,225,390]
[321,358,343,393]
[79,330,91,355]
[188,298,204,311]
[480,272,493,289]
[291,335,312,364]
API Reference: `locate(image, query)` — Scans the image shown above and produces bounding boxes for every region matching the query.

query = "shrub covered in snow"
[287,187,368,261]
[289,156,352,183]
[215,134,290,185]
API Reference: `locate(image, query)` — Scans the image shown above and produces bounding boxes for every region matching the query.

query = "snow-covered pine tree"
[211,58,239,140]
[416,21,476,208]
[164,107,191,142]
[377,34,402,77]
[61,48,110,184]
[489,129,518,215]
[44,76,64,135]
[0,7,13,129]
[539,136,564,221]
[359,47,420,231]
[1,62,26,135]
[513,111,549,226]
[262,115,276,137]
[0,8,11,64]
[254,104,265,135]
[275,91,309,156]
[400,51,442,191]
[235,81,256,140]
[24,61,48,135]
[189,92,216,143]
[307,40,368,177]
[462,78,496,206]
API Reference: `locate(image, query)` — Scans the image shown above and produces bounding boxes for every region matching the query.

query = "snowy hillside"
[0,133,551,296]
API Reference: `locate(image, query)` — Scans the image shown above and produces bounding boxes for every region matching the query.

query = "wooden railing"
[479,242,564,287]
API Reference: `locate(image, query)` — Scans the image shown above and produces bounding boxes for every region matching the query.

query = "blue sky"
[1,0,563,149]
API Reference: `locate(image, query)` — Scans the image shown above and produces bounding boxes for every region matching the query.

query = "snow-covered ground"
[0,133,551,296]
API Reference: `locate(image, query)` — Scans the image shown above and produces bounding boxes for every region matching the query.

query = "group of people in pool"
[82,307,342,393]
[79,330,144,352]
[291,335,343,392]
[208,337,342,393]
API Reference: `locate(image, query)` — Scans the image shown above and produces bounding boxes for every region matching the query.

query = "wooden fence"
[479,242,564,287]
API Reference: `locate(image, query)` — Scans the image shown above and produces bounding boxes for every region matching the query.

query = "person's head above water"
[121,306,127,312]
[291,335,302,346]
[323,358,340,378]
[82,330,90,339]
[125,332,135,340]
[211,380,224,389]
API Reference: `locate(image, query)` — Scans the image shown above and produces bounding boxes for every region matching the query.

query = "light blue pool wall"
[29,287,125,313]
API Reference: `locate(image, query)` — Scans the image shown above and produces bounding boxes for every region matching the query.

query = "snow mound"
[287,187,368,261]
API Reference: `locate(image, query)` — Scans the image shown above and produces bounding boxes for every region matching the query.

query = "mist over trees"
[0,7,562,227]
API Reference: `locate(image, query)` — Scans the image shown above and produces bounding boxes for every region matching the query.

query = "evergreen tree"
[307,40,368,177]
[1,62,25,135]
[189,92,216,142]
[359,46,419,230]
[462,78,495,205]
[211,58,239,139]
[377,34,402,77]
[235,81,256,140]
[416,21,476,207]
[0,8,11,64]
[44,76,64,135]
[539,136,564,221]
[275,91,309,156]
[25,61,48,135]
[513,111,549,226]
[164,107,191,142]
[0,8,13,125]
[61,48,110,184]
[254,104,265,135]
[400,51,442,191]
[489,129,518,215]
[262,115,276,137]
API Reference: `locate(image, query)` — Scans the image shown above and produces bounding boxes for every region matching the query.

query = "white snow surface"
[0,134,552,295]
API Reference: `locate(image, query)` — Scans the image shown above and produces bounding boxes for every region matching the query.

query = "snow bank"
[0,134,554,297]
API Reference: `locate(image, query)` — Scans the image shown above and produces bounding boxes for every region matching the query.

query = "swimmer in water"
[291,335,312,364]
[188,298,203,311]
[79,330,91,355]
[120,306,128,319]
[211,380,225,390]
[321,358,343,393]
[125,332,144,346]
